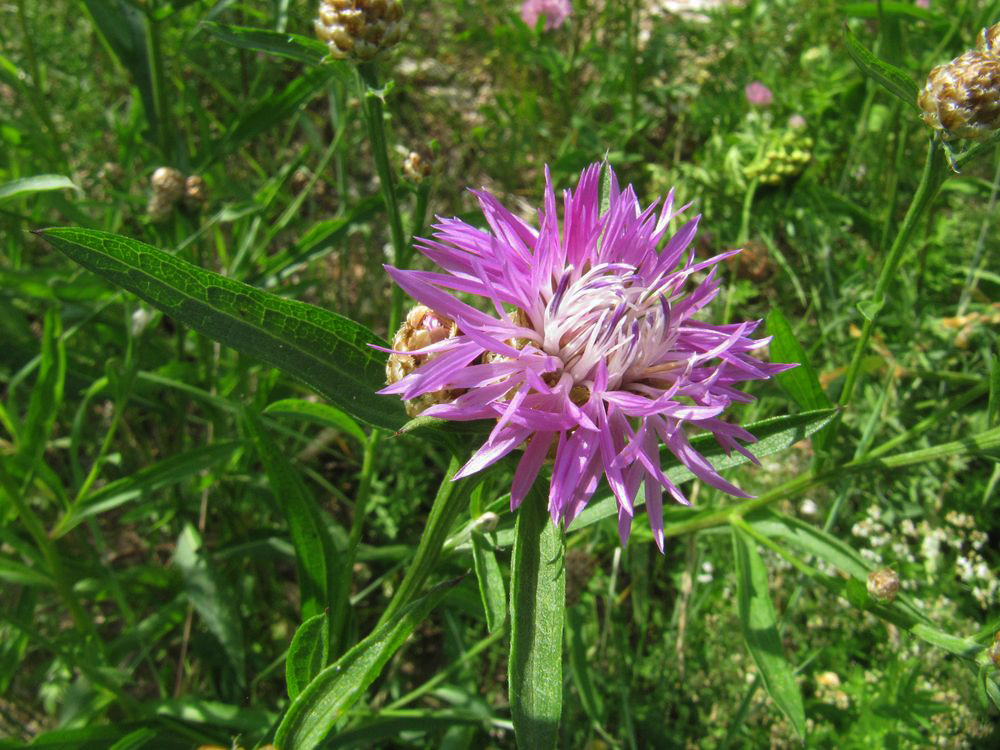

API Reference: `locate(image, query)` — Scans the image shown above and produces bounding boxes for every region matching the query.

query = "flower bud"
[183,175,207,209]
[151,167,185,202]
[918,48,1000,140]
[867,568,900,602]
[402,151,431,183]
[386,305,462,417]
[976,22,1000,55]
[315,0,405,61]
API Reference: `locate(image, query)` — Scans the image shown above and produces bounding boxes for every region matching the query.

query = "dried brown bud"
[976,22,1000,55]
[315,0,405,61]
[150,167,185,202]
[918,48,1000,140]
[386,305,462,417]
[146,192,175,222]
[867,568,900,602]
[402,151,431,183]
[183,175,207,209]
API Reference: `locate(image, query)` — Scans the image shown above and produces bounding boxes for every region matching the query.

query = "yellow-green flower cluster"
[743,130,813,186]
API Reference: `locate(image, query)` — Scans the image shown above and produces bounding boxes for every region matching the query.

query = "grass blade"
[36,228,406,431]
[263,398,367,445]
[18,307,65,473]
[730,523,806,740]
[766,308,832,412]
[0,175,79,202]
[243,408,345,639]
[509,483,565,750]
[173,525,246,688]
[471,529,507,633]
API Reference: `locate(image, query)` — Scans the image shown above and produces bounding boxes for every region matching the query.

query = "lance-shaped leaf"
[201,21,330,66]
[731,524,806,740]
[274,577,460,750]
[509,483,565,750]
[286,613,330,702]
[844,25,919,109]
[36,228,406,431]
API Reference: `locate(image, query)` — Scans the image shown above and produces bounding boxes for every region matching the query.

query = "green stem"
[346,429,381,564]
[15,0,64,168]
[376,454,475,627]
[358,62,408,336]
[146,11,173,159]
[665,424,1000,539]
[830,139,950,446]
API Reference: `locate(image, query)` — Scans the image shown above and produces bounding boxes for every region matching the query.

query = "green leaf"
[274,577,460,750]
[843,24,919,109]
[840,1,941,22]
[988,353,999,428]
[264,398,367,445]
[509,483,565,750]
[566,604,603,725]
[572,409,838,532]
[208,63,342,164]
[856,299,883,322]
[201,22,330,65]
[36,228,406,431]
[471,529,506,633]
[82,0,157,140]
[731,524,806,740]
[286,613,330,702]
[18,307,65,472]
[0,175,79,202]
[172,525,246,688]
[53,440,242,537]
[243,409,345,637]
[766,309,832,412]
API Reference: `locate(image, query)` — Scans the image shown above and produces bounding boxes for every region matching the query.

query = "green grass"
[1,0,999,748]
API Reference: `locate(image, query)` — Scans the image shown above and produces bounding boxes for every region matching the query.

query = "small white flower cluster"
[851,505,996,608]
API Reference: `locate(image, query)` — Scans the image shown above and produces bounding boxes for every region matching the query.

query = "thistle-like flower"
[520,0,572,31]
[381,164,791,548]
[918,23,1000,141]
[315,0,405,61]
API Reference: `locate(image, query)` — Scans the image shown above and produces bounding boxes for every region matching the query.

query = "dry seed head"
[146,192,175,222]
[315,0,405,61]
[867,568,900,602]
[183,175,207,209]
[151,166,185,203]
[976,22,1000,55]
[386,305,462,417]
[918,48,1000,140]
[402,151,431,183]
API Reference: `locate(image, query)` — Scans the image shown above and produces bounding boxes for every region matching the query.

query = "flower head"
[381,164,791,549]
[744,81,774,107]
[315,0,405,61]
[918,25,1000,141]
[520,0,572,31]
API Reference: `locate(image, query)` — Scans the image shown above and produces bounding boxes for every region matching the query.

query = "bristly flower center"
[530,261,679,392]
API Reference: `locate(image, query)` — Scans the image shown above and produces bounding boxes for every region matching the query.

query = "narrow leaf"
[173,525,246,687]
[201,22,329,65]
[243,408,345,635]
[19,307,65,470]
[36,228,406,431]
[572,408,837,531]
[988,353,999,428]
[264,398,367,445]
[766,309,832,412]
[471,529,507,632]
[0,175,79,202]
[509,483,565,750]
[731,524,806,740]
[843,25,919,109]
[54,440,242,537]
[211,64,341,163]
[274,577,460,750]
[286,613,330,702]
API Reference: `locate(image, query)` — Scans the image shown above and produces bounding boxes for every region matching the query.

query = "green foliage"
[2,0,999,748]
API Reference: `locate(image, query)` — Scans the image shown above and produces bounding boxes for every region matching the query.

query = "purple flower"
[520,0,572,31]
[745,81,774,107]
[381,164,792,549]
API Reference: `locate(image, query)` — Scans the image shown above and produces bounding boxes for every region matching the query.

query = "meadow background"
[1,0,999,747]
